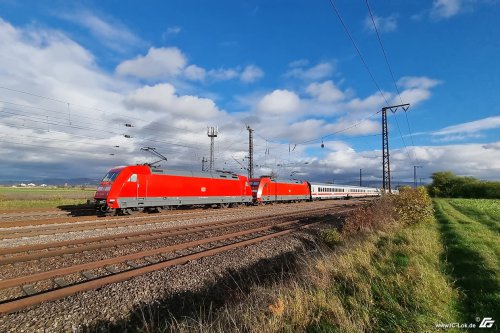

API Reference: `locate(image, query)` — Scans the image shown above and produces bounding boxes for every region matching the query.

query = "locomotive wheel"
[220,203,230,209]
[97,204,114,216]
[121,208,138,215]
[152,206,163,213]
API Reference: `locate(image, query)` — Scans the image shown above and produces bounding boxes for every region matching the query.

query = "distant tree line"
[427,171,500,199]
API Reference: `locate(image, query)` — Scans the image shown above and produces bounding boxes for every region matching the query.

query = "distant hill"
[0,178,100,186]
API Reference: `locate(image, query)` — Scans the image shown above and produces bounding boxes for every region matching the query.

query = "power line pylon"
[381,103,410,193]
[247,125,254,179]
[207,126,218,172]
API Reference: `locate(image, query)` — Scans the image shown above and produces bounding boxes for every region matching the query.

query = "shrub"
[393,187,433,225]
[321,228,343,247]
[342,196,397,235]
[427,171,500,199]
[342,188,433,235]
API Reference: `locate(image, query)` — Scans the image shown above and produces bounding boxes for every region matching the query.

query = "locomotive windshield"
[101,171,120,182]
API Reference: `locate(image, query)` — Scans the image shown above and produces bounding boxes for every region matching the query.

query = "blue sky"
[0,0,499,184]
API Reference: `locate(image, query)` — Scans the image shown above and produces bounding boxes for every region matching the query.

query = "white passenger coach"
[309,183,380,200]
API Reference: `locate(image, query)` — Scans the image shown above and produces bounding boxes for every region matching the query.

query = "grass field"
[0,186,95,210]
[130,191,492,332]
[134,195,498,332]
[434,199,500,325]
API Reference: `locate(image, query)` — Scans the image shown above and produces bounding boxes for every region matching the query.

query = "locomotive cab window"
[102,171,120,182]
[128,174,137,182]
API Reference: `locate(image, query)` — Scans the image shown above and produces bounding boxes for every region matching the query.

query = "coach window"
[128,174,137,182]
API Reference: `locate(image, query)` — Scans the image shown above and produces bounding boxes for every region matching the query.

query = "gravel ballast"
[0,200,368,332]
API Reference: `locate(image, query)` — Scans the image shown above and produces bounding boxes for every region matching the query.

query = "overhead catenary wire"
[0,86,253,166]
[327,0,390,106]
[325,0,414,166]
[0,87,207,136]
[253,0,397,151]
[365,0,419,165]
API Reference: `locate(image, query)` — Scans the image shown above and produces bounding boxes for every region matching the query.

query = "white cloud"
[116,49,263,83]
[364,14,398,33]
[288,59,309,68]
[184,64,206,81]
[431,0,462,18]
[483,142,500,150]
[241,65,264,83]
[207,68,239,81]
[60,11,141,52]
[428,0,494,20]
[256,89,301,115]
[116,47,187,79]
[166,26,181,35]
[123,83,223,120]
[398,76,442,89]
[434,116,500,135]
[414,142,500,179]
[346,92,389,113]
[306,81,344,103]
[391,76,442,107]
[285,62,335,81]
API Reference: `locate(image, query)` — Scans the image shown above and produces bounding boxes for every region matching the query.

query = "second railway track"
[0,200,371,315]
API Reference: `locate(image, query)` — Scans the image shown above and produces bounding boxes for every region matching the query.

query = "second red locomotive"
[249,177,310,203]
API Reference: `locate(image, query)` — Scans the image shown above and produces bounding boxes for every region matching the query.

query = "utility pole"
[381,103,410,193]
[359,169,362,187]
[207,126,218,172]
[202,157,208,171]
[414,165,422,188]
[247,126,254,179]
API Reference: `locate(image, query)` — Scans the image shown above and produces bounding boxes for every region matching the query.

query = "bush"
[321,229,343,247]
[342,188,433,235]
[427,171,500,199]
[342,196,397,235]
[393,187,434,225]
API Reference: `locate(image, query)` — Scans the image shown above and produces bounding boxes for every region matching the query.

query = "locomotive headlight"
[109,199,115,202]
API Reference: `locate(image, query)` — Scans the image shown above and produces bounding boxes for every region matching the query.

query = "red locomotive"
[93,165,253,215]
[249,177,311,203]
[93,165,382,215]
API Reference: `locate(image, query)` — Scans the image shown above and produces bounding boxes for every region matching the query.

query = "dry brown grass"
[137,189,459,333]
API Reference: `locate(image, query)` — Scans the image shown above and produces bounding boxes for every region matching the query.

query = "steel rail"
[0,206,232,228]
[0,202,349,239]
[0,218,324,314]
[0,208,254,239]
[0,206,338,264]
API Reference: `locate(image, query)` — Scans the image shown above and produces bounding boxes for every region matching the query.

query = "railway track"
[0,204,353,314]
[0,207,211,227]
[0,201,356,240]
[0,205,340,265]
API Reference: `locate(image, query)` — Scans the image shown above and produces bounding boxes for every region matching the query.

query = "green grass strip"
[448,199,500,234]
[434,199,500,323]
[299,219,459,332]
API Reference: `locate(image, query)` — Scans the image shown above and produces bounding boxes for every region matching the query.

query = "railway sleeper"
[104,265,120,274]
[125,260,140,268]
[21,284,37,296]
[53,278,69,288]
[160,252,175,259]
[81,271,96,280]
[144,257,157,264]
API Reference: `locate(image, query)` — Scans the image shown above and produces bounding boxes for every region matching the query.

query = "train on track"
[92,165,381,215]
